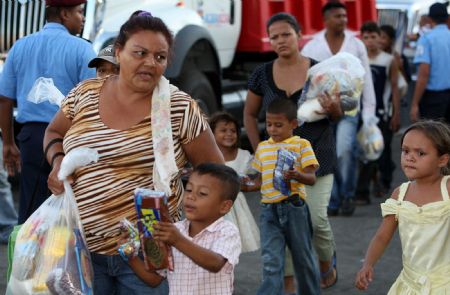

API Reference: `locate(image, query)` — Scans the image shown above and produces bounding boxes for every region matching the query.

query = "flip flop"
[320,252,338,289]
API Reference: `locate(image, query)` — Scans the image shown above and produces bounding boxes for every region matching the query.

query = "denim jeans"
[257,200,320,295]
[0,139,18,242]
[91,252,169,295]
[329,115,359,209]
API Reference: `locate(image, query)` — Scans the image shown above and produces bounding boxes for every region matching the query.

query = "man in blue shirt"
[0,0,95,223]
[411,2,450,122]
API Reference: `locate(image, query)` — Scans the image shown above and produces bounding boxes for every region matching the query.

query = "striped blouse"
[252,136,319,203]
[61,77,208,254]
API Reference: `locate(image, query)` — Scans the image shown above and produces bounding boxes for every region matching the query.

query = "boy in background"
[356,21,401,204]
[88,44,119,78]
[122,163,241,295]
[251,99,320,294]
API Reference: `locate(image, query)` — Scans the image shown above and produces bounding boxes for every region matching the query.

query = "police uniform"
[413,3,450,121]
[0,0,96,223]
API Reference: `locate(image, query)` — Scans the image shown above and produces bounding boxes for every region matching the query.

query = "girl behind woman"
[209,112,260,253]
[355,120,450,294]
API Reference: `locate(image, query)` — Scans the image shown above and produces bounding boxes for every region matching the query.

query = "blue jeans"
[257,200,320,295]
[0,139,18,242]
[329,115,359,209]
[91,252,169,295]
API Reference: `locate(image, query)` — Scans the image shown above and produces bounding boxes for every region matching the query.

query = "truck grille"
[0,0,46,57]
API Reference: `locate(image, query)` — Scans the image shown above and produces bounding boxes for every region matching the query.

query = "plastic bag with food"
[357,118,384,161]
[6,147,99,295]
[297,52,365,123]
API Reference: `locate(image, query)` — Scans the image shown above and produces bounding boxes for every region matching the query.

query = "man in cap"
[410,2,450,122]
[0,0,96,224]
[88,44,120,78]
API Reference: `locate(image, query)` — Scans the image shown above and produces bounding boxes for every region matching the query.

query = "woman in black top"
[243,12,342,290]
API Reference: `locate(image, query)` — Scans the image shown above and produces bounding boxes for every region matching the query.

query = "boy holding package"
[121,163,241,295]
[251,99,321,294]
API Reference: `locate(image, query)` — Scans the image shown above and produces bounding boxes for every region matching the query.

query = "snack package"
[273,149,297,196]
[6,148,98,295]
[134,188,174,271]
[117,219,140,261]
[297,52,365,123]
[357,118,385,161]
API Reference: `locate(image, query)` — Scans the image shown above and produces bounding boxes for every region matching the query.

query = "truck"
[0,0,377,119]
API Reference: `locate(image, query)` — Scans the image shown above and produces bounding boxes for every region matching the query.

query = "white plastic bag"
[398,72,408,98]
[27,77,65,107]
[357,117,384,161]
[6,148,99,295]
[297,52,365,123]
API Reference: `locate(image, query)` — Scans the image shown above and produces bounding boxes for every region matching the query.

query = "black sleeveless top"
[248,58,336,176]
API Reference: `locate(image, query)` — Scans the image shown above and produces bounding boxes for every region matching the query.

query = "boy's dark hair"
[209,112,241,148]
[114,10,174,61]
[266,99,297,121]
[266,12,301,34]
[193,163,240,202]
[401,120,450,175]
[322,1,347,16]
[379,25,396,41]
[361,21,380,35]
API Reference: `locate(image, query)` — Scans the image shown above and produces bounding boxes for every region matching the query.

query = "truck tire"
[178,70,218,115]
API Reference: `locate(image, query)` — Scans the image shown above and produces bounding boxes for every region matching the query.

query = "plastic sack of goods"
[6,148,99,295]
[297,52,365,123]
[357,118,385,161]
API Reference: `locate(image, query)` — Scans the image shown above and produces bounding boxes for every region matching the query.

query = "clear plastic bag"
[297,52,365,123]
[357,118,385,161]
[27,77,65,107]
[6,148,99,295]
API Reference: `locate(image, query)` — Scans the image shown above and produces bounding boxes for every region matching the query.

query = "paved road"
[0,91,413,294]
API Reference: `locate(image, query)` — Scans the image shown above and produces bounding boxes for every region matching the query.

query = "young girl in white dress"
[209,112,260,253]
[355,120,450,294]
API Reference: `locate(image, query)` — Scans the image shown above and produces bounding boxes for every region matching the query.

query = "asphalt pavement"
[0,92,413,294]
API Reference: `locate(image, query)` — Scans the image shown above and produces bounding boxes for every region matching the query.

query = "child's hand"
[283,169,299,181]
[355,265,374,290]
[153,222,183,246]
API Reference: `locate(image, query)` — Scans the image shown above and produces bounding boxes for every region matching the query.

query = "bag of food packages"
[297,52,366,123]
[357,117,385,161]
[6,147,99,295]
[134,188,174,271]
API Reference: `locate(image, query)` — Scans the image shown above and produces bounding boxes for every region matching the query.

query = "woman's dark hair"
[400,120,450,175]
[379,24,396,41]
[266,12,300,34]
[209,112,241,148]
[114,10,174,58]
[322,1,347,16]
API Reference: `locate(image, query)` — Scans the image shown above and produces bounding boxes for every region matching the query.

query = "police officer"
[0,0,96,224]
[410,2,450,122]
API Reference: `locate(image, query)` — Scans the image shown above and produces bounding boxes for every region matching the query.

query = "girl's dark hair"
[266,12,300,34]
[114,10,174,59]
[401,120,450,175]
[209,112,241,148]
[379,25,396,41]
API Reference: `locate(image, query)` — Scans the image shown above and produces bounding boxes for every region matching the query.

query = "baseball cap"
[428,2,449,20]
[88,45,118,68]
[45,0,86,7]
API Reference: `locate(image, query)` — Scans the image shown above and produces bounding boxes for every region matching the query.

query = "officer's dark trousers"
[17,123,51,224]
[419,89,450,122]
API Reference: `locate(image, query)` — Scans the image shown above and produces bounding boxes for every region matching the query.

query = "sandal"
[320,252,338,289]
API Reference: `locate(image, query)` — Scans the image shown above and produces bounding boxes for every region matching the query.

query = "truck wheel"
[178,70,218,115]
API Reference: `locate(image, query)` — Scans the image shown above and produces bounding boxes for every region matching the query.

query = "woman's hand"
[47,157,74,195]
[316,91,343,121]
[355,264,374,290]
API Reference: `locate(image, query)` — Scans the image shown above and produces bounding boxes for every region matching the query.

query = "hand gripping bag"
[6,147,99,295]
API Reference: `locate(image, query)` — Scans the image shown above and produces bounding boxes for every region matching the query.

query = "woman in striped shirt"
[43,11,223,294]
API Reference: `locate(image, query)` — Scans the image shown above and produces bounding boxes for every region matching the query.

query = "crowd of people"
[0,0,449,294]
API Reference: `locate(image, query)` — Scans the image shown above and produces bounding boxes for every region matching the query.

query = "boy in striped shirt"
[251,99,321,294]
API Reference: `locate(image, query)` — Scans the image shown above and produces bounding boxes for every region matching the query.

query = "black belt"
[280,194,304,206]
